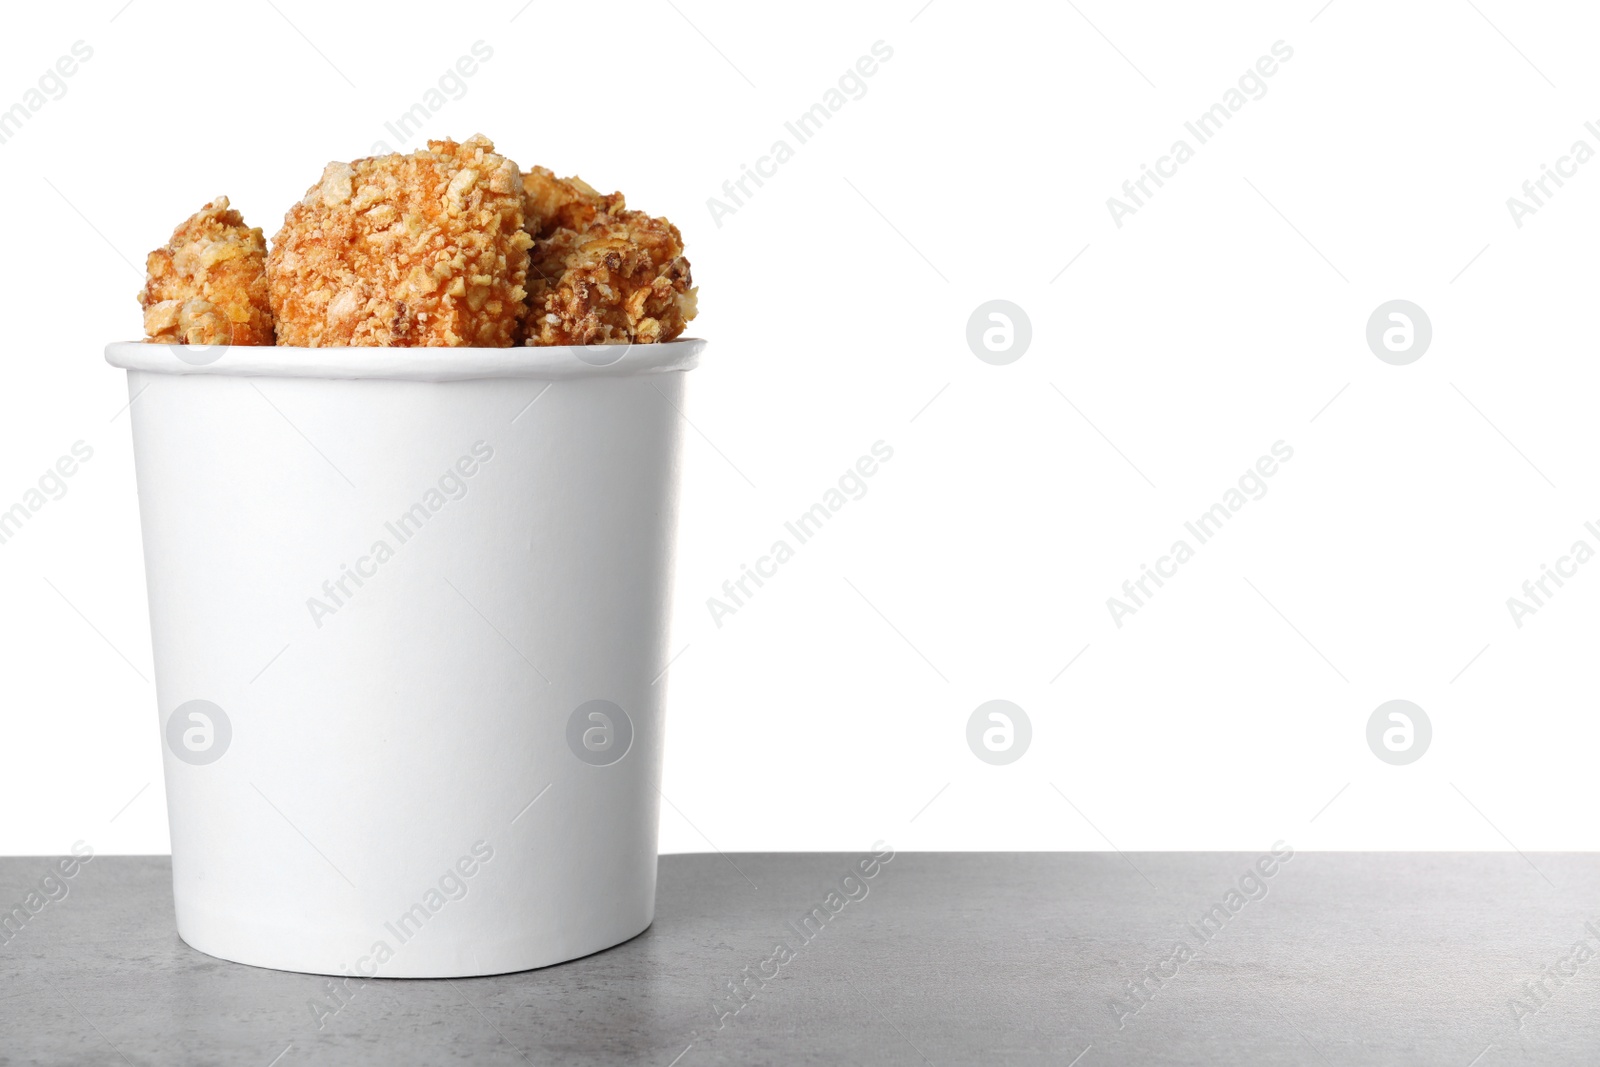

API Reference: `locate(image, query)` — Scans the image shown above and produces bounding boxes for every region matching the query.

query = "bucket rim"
[104,337,704,382]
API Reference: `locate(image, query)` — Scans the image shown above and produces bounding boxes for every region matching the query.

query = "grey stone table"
[3,852,1598,1065]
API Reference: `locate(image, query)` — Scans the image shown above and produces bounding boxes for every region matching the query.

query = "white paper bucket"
[105,338,702,978]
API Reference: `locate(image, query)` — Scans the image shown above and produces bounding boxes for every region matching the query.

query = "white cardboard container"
[105,339,702,978]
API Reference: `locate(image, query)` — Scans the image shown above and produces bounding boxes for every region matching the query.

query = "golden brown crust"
[519,170,697,346]
[266,135,532,347]
[520,166,626,239]
[139,197,273,346]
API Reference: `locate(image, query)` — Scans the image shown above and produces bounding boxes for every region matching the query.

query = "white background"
[3,0,1596,857]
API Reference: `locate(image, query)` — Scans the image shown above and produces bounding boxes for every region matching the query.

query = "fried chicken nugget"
[139,197,273,346]
[267,135,532,347]
[520,168,697,346]
[521,166,624,239]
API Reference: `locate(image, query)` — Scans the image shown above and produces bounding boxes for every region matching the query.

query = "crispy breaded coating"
[520,169,697,346]
[521,166,625,239]
[267,135,532,347]
[139,197,273,346]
